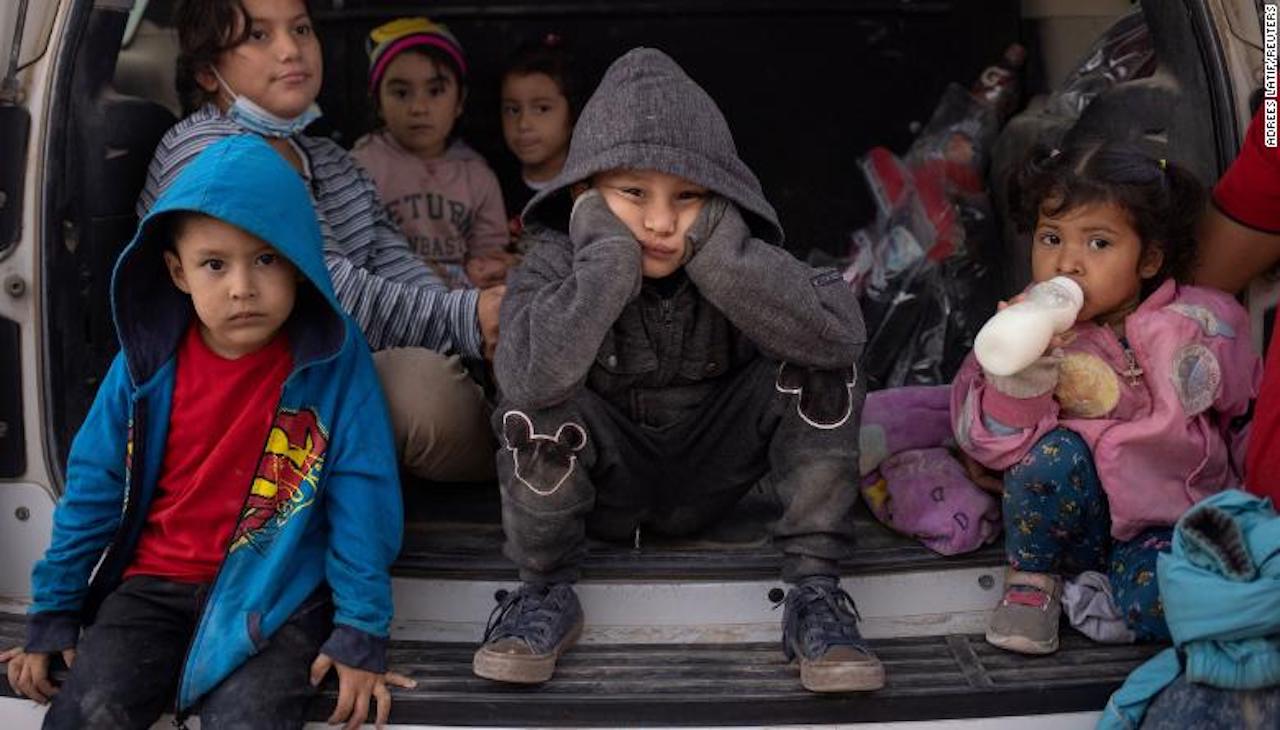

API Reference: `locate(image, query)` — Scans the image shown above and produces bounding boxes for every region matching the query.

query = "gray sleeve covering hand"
[684,197,866,368]
[494,190,643,408]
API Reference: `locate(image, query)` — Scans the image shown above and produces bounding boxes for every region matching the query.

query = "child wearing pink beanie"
[353,17,515,290]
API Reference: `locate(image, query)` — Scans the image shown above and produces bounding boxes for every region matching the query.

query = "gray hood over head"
[523,47,784,245]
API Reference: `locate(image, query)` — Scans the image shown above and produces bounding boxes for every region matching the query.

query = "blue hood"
[112,134,345,384]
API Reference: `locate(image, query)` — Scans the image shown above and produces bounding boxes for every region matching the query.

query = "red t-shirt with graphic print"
[1213,105,1280,502]
[125,323,292,583]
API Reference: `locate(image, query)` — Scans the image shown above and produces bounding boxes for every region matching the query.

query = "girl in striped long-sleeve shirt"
[139,0,500,483]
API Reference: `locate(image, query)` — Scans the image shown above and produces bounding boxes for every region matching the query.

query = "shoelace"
[780,583,868,656]
[482,586,560,649]
[775,583,864,621]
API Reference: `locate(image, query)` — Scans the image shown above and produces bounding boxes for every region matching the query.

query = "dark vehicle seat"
[45,1,177,466]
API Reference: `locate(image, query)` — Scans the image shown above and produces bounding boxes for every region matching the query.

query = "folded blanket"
[861,447,1000,555]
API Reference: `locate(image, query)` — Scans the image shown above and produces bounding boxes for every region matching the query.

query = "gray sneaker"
[782,577,886,692]
[986,569,1063,655]
[473,583,584,684]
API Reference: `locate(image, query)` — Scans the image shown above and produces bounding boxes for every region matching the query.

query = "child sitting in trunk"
[2,136,408,729]
[498,33,580,239]
[953,141,1261,655]
[353,17,513,290]
[473,47,879,694]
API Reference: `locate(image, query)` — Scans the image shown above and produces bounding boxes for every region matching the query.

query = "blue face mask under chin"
[213,68,322,138]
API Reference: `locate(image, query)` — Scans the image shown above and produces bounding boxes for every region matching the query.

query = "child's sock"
[1062,571,1136,644]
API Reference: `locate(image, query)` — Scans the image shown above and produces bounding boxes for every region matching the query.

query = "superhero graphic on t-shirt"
[230,408,328,554]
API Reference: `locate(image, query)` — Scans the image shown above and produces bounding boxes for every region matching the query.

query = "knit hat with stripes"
[367,17,467,94]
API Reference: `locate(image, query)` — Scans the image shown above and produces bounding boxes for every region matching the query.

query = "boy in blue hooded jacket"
[0,135,410,729]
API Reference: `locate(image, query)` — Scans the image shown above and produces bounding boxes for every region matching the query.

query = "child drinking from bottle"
[952,141,1261,654]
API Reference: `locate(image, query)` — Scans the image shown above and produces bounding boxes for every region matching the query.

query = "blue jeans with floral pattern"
[1002,428,1172,642]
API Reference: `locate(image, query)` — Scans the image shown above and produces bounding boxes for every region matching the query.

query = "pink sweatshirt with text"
[352,131,507,288]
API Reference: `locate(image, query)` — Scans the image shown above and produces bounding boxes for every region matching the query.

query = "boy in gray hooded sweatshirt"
[474,48,879,693]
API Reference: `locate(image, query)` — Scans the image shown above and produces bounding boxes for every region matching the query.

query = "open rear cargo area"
[2,0,1257,726]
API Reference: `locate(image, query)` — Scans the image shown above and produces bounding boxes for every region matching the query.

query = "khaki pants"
[373,348,496,482]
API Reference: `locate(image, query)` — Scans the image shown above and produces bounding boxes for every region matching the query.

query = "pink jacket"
[952,280,1262,540]
[352,131,508,282]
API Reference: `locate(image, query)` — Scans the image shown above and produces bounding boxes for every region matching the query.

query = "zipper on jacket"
[85,399,148,616]
[169,339,343,716]
[172,391,288,722]
[646,296,679,385]
[154,320,343,721]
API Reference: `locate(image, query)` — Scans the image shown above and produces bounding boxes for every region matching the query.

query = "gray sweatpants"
[494,357,863,584]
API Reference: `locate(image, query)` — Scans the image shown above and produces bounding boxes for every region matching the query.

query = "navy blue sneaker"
[473,583,584,684]
[782,576,885,692]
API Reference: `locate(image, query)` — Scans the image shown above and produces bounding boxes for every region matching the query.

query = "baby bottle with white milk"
[973,276,1083,377]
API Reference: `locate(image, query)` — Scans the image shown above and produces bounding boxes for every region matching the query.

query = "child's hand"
[466,253,518,289]
[995,292,1070,352]
[477,285,507,362]
[309,652,417,730]
[958,451,1003,494]
[995,292,1026,311]
[1,646,76,704]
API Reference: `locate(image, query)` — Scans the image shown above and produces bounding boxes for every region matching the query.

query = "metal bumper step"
[364,635,1157,725]
[358,630,1162,722]
[0,611,1158,726]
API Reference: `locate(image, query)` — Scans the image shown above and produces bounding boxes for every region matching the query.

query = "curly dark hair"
[1008,140,1205,296]
[500,33,584,121]
[174,0,313,114]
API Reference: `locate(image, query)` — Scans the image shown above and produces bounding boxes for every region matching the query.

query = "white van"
[0,1,1270,727]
